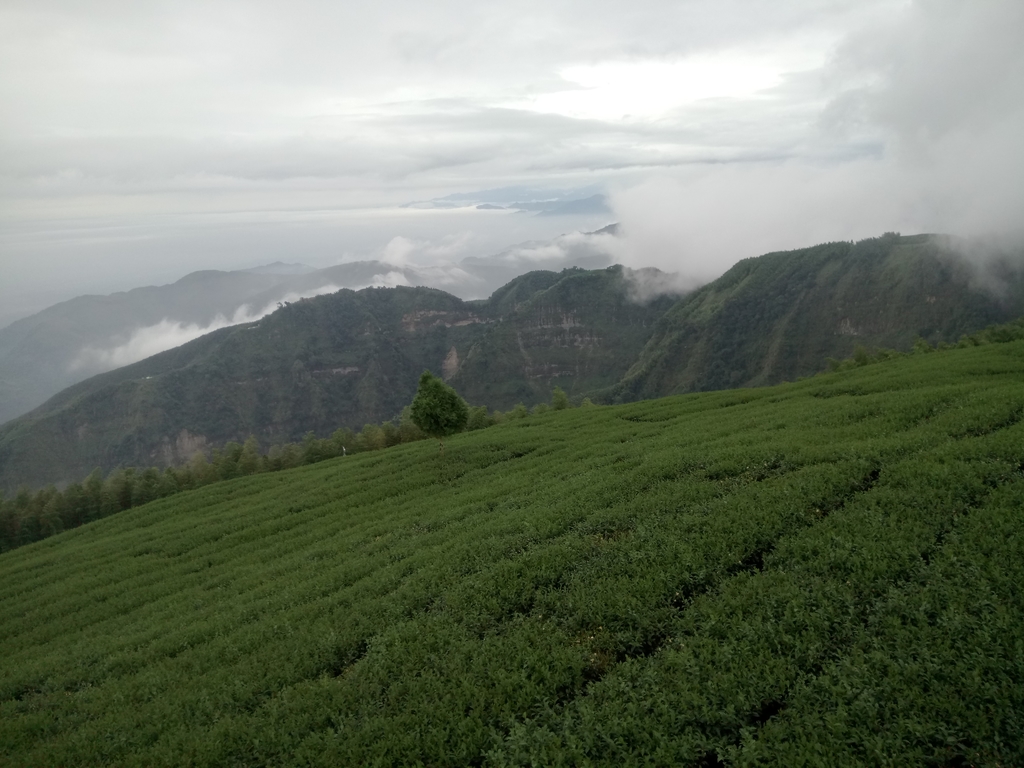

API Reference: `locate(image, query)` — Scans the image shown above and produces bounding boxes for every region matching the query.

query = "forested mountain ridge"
[613,233,1024,400]
[0,225,621,427]
[2,233,1022,494]
[0,262,416,426]
[0,270,287,426]
[451,267,677,409]
[0,267,673,492]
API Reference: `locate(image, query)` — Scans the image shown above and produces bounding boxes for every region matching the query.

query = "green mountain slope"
[451,266,676,408]
[1,341,1023,766]
[0,269,290,425]
[0,223,622,428]
[4,233,1021,494]
[615,233,1024,400]
[0,267,672,492]
[0,259,504,427]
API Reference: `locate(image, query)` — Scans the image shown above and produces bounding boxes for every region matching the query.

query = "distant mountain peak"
[242,262,316,275]
[587,223,620,236]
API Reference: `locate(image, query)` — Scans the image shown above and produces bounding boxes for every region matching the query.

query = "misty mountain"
[3,232,1019,494]
[456,224,620,296]
[0,262,407,426]
[614,233,1024,400]
[450,264,674,409]
[0,227,621,426]
[0,266,674,491]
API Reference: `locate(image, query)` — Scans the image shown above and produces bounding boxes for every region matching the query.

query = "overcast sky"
[2,0,1023,326]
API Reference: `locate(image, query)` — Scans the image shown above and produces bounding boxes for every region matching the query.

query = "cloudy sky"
[2,0,1022,326]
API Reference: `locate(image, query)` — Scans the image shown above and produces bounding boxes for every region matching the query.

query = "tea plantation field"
[2,342,1023,766]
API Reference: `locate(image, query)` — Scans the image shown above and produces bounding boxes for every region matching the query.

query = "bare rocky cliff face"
[155,430,211,466]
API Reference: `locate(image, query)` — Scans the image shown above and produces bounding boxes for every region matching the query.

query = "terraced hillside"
[2,340,1022,766]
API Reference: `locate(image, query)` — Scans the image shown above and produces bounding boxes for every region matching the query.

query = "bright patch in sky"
[524,53,807,121]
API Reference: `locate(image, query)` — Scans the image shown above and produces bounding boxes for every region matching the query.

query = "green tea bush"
[2,340,1023,765]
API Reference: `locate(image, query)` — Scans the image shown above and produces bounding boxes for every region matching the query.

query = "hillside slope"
[614,233,1024,400]
[0,269,290,426]
[0,225,623,427]
[0,261,441,426]
[0,267,672,491]
[451,266,675,407]
[4,233,1021,493]
[1,341,1022,765]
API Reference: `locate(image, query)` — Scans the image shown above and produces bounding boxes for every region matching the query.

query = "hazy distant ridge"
[0,227,621,426]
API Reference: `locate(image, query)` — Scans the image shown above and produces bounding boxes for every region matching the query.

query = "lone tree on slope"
[410,371,469,452]
[551,386,569,410]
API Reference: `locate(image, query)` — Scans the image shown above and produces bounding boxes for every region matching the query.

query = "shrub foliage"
[410,370,470,450]
[1,338,1024,765]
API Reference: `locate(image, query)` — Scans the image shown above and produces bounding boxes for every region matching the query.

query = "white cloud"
[494,229,624,264]
[71,283,343,372]
[1,0,1022,317]
[621,267,696,304]
[522,46,828,122]
[611,164,899,280]
[381,236,418,266]
[611,0,1024,280]
[378,231,478,266]
[365,271,411,289]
